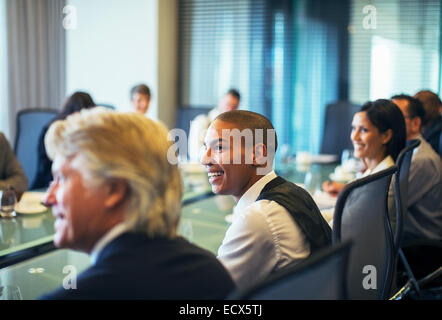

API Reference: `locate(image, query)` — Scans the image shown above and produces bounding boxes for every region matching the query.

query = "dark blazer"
[40,233,235,300]
[423,114,442,157]
[34,123,52,189]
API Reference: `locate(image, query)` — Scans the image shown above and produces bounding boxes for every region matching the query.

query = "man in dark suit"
[40,107,234,299]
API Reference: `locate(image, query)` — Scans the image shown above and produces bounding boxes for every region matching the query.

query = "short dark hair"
[59,91,96,119]
[391,94,426,122]
[414,90,441,125]
[226,88,240,102]
[130,84,151,100]
[215,110,277,153]
[359,99,406,162]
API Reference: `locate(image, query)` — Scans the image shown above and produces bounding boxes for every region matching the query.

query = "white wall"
[66,0,161,119]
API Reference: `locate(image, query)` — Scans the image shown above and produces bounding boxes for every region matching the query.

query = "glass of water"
[0,187,17,218]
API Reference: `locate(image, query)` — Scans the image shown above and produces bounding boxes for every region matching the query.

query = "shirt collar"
[362,155,394,177]
[90,222,129,265]
[234,171,277,214]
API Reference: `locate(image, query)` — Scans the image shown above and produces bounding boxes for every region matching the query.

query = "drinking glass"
[341,149,353,165]
[304,171,321,195]
[0,188,17,218]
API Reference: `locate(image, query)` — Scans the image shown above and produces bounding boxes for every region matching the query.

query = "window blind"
[349,0,441,103]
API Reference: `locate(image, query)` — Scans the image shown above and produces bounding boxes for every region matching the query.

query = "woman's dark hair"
[58,91,96,120]
[35,91,95,189]
[359,99,406,161]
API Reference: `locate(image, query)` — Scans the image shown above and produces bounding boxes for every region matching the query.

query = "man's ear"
[411,117,422,134]
[253,143,268,166]
[104,179,128,209]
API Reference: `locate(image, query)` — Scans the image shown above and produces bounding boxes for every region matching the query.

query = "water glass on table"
[0,187,17,218]
[304,171,321,195]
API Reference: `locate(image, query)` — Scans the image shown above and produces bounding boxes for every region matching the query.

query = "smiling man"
[201,110,332,289]
[40,107,234,299]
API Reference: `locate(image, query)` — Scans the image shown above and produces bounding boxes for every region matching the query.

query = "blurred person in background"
[188,89,240,162]
[130,83,151,115]
[34,91,96,189]
[414,90,442,157]
[0,132,28,198]
[392,94,442,242]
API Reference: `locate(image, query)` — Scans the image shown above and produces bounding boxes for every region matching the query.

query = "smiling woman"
[323,99,406,196]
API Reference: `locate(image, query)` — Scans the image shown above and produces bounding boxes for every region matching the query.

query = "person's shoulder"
[414,140,441,166]
[192,112,210,122]
[0,132,7,143]
[238,199,291,233]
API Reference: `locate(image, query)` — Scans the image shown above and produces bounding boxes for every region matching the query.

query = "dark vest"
[257,176,332,254]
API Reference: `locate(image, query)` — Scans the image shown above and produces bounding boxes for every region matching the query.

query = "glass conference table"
[0,161,336,299]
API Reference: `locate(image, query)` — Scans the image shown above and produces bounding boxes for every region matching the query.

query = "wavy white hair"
[45,107,182,238]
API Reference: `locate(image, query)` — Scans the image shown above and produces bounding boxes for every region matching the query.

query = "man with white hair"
[40,107,234,299]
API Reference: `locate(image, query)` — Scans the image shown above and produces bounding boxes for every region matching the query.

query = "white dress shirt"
[90,223,129,265]
[360,155,395,178]
[217,171,310,289]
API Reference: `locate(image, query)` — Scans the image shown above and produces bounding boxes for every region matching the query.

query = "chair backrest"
[320,100,359,157]
[14,108,58,189]
[333,166,397,300]
[96,103,115,110]
[175,106,211,138]
[230,241,352,300]
[392,139,421,250]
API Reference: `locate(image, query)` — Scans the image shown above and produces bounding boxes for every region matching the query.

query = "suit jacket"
[0,132,28,193]
[423,114,442,157]
[40,233,235,300]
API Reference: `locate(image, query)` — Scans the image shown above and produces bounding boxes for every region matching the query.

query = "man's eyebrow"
[207,138,227,146]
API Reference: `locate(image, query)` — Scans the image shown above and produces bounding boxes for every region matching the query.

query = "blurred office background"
[0,0,440,155]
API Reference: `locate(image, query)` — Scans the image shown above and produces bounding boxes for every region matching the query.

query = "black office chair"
[333,166,397,300]
[230,241,352,300]
[96,103,115,110]
[388,139,442,299]
[14,108,58,190]
[392,139,421,250]
[320,101,359,158]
